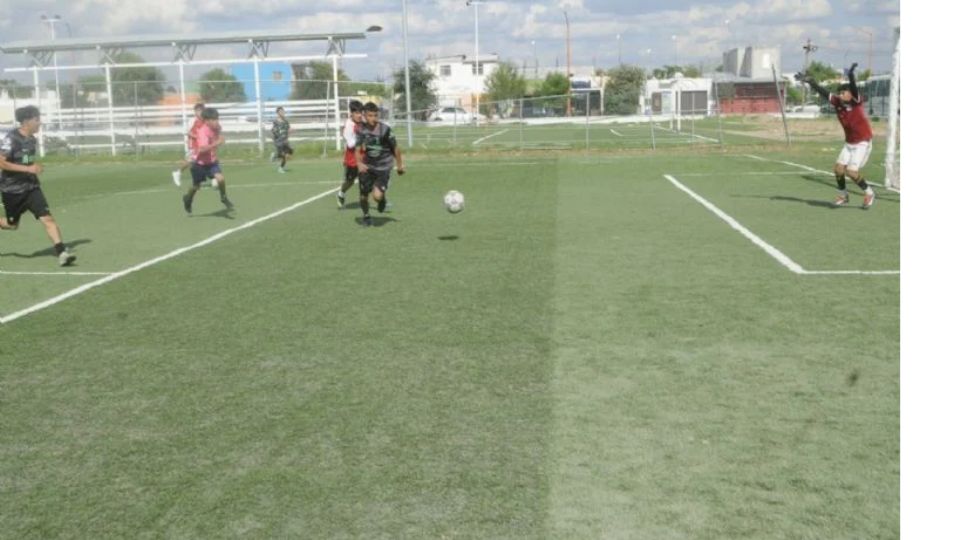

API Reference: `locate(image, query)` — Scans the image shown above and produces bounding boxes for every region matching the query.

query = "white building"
[644,74,714,115]
[426,54,500,108]
[722,46,782,80]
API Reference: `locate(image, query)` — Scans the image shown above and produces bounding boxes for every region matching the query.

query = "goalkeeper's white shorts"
[837,140,872,172]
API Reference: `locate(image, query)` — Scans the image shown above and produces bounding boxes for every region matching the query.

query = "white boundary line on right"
[609,128,625,137]
[664,174,900,276]
[472,129,510,145]
[0,187,340,325]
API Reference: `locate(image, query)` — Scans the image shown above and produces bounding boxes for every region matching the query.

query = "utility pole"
[801,38,819,104]
[564,10,572,117]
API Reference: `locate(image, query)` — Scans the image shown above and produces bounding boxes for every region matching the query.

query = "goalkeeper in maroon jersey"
[797,63,876,209]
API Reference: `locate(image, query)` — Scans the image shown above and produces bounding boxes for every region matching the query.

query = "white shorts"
[836,141,872,172]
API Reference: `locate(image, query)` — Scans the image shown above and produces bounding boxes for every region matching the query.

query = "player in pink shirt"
[182,108,233,214]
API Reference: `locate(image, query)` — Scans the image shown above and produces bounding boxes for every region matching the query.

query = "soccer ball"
[443,190,465,214]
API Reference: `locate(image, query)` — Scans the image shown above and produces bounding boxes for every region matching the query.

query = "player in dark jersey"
[355,102,405,227]
[798,63,876,209]
[272,106,293,173]
[337,100,364,209]
[0,106,77,266]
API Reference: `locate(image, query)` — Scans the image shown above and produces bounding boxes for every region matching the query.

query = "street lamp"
[616,33,622,65]
[564,10,572,117]
[532,40,538,80]
[671,34,678,67]
[466,0,485,126]
[400,1,414,146]
[853,27,874,74]
[40,14,65,130]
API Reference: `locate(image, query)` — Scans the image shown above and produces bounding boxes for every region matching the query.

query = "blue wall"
[230,63,292,102]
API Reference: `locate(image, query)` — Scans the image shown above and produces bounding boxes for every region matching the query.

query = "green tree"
[603,65,646,115]
[484,62,526,101]
[803,60,839,83]
[652,65,701,79]
[110,52,166,106]
[198,68,246,103]
[291,61,349,100]
[74,74,107,106]
[0,79,34,99]
[535,72,570,112]
[392,60,437,118]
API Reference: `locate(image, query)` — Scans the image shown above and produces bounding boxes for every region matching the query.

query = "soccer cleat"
[221,196,234,210]
[58,249,76,267]
[172,170,181,187]
[182,193,192,214]
[277,167,286,174]
[862,190,876,209]
[833,192,850,206]
[362,215,372,227]
[337,192,346,209]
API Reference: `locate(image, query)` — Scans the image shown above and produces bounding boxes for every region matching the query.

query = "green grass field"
[1,132,899,538]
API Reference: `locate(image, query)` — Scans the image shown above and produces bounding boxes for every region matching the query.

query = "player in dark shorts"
[272,106,293,173]
[355,102,405,227]
[798,62,876,209]
[0,106,76,266]
[182,108,233,214]
[337,100,365,209]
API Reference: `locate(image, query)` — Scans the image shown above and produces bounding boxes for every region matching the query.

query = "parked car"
[429,106,474,123]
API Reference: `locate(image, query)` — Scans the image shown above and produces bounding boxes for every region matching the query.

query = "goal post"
[884,27,900,191]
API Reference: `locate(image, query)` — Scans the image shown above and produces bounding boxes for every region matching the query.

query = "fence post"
[105,64,117,157]
[713,79,724,147]
[586,91,591,150]
[323,81,331,158]
[649,109,656,150]
[333,56,341,152]
[771,65,791,146]
[178,61,188,154]
[33,66,45,157]
[254,57,264,156]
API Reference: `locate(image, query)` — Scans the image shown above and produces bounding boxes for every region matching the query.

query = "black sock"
[54,242,65,255]
[360,198,369,216]
[377,198,387,212]
[836,175,846,191]
[856,179,869,191]
[280,157,287,168]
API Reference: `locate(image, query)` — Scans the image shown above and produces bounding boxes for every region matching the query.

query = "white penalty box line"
[0,187,340,325]
[741,154,899,193]
[663,174,899,276]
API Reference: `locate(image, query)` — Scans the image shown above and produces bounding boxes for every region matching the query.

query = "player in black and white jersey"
[0,106,76,266]
[355,102,405,227]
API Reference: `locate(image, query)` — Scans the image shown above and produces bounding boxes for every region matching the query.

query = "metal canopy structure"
[1,28,380,156]
[0,29,371,65]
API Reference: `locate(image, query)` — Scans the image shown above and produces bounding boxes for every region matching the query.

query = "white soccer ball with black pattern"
[443,190,465,214]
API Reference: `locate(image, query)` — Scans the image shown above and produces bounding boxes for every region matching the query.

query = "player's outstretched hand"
[30,163,44,175]
[850,62,858,73]
[397,165,405,176]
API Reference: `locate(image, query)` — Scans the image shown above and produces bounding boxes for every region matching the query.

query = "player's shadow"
[800,174,900,205]
[340,202,361,210]
[355,216,399,228]
[438,235,460,241]
[765,195,843,209]
[193,208,236,219]
[1,238,93,258]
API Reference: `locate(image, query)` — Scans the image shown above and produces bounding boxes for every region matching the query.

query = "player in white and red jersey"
[172,103,205,187]
[336,100,365,209]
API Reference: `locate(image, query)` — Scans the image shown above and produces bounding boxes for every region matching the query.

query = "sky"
[0,0,901,84]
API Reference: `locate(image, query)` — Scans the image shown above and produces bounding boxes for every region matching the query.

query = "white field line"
[0,187,339,325]
[671,171,810,177]
[690,132,721,143]
[609,129,625,137]
[471,129,510,145]
[664,174,899,276]
[741,154,893,191]
[113,180,340,197]
[664,174,805,274]
[0,270,114,276]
